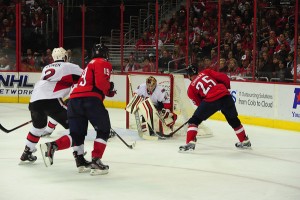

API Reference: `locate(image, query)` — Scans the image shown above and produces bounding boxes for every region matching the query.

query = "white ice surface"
[0,103,299,200]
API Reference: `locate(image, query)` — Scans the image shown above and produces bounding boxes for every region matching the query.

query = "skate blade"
[236,146,252,150]
[40,144,52,167]
[18,160,36,165]
[90,169,109,176]
[78,166,91,173]
[178,148,195,153]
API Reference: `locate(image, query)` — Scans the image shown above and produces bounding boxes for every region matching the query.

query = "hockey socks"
[55,135,72,150]
[186,124,198,144]
[92,138,107,159]
[234,125,246,142]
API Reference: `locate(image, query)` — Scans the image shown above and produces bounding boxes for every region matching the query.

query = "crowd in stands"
[131,0,299,82]
[0,0,58,71]
[0,0,299,83]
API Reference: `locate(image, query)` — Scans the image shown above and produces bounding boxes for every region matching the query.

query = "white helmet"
[52,47,67,61]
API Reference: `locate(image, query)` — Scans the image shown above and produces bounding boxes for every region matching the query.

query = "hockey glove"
[160,109,177,127]
[109,82,114,91]
[107,82,117,97]
[107,90,117,97]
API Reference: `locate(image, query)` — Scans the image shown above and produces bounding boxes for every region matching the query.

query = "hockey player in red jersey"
[20,47,84,164]
[40,41,116,175]
[179,64,251,152]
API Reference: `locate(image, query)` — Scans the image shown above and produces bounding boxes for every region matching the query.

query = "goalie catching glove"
[159,108,177,127]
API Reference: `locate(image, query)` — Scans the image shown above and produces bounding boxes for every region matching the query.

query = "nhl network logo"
[292,88,300,109]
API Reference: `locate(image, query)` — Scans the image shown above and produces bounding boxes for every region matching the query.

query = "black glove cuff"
[110,82,114,91]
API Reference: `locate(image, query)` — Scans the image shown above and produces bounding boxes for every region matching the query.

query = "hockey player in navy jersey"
[20,47,84,165]
[40,42,116,175]
[179,64,251,152]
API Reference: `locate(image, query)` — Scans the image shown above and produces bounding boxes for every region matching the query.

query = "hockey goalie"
[126,76,177,139]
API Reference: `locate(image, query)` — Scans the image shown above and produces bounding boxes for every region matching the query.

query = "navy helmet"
[91,38,109,59]
[186,64,198,76]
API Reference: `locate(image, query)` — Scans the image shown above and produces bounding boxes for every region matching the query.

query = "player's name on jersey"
[45,63,62,68]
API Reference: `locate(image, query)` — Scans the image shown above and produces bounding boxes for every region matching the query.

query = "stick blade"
[0,124,9,133]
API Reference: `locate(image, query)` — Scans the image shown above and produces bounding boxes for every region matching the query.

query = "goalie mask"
[146,76,157,95]
[52,47,67,62]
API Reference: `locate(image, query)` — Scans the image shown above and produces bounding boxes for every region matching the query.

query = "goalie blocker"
[126,94,177,139]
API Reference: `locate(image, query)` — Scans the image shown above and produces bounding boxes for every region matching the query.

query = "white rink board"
[230,82,300,122]
[1,73,299,124]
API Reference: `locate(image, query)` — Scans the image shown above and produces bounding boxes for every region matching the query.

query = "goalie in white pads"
[126,76,177,139]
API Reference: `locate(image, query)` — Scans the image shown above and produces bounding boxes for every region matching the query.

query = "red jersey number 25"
[195,75,216,95]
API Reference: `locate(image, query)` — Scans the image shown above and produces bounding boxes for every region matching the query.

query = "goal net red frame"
[125,72,213,137]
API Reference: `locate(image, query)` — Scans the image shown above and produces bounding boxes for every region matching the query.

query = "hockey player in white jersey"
[40,118,58,137]
[126,76,177,139]
[19,47,89,170]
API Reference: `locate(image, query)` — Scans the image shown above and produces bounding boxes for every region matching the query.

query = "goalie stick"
[161,121,188,138]
[0,120,32,133]
[110,128,136,149]
[128,77,144,137]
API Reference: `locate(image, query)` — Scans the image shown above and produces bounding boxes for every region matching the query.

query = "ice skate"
[40,142,58,167]
[73,151,91,173]
[90,158,109,176]
[19,146,37,165]
[179,141,196,152]
[235,136,252,149]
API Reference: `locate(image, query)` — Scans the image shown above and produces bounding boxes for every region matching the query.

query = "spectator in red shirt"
[142,56,155,72]
[41,48,54,67]
[136,31,152,51]
[124,54,140,72]
[159,23,171,45]
[22,48,35,66]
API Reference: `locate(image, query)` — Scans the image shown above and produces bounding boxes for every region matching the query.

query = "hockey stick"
[0,120,32,133]
[164,121,188,138]
[128,77,144,137]
[110,128,136,149]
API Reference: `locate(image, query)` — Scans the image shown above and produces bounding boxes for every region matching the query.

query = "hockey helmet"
[52,47,67,62]
[186,64,198,76]
[91,43,109,59]
[146,76,157,94]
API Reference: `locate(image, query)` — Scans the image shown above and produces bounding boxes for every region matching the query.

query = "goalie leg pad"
[138,98,159,132]
[141,121,150,135]
[137,98,175,138]
[126,94,144,114]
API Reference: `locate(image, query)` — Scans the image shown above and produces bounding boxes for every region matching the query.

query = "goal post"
[125,72,213,137]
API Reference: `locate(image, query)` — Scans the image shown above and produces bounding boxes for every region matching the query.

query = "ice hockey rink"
[0,103,299,200]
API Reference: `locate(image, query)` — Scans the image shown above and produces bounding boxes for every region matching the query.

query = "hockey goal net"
[125,73,213,138]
